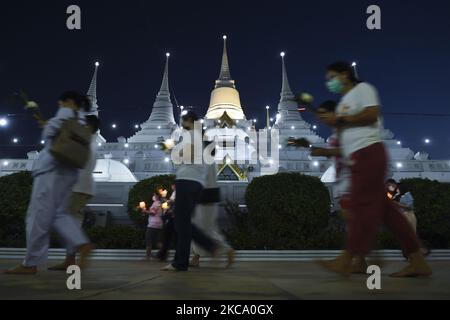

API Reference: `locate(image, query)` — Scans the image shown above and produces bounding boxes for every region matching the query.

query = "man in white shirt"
[162,111,220,272]
[48,115,99,271]
[317,62,431,278]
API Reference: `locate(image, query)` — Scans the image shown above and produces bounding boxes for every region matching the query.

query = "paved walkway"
[1,259,449,300]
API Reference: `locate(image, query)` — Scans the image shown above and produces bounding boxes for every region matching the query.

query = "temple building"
[1,36,450,223]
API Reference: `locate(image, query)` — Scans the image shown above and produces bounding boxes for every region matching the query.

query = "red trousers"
[346,143,419,256]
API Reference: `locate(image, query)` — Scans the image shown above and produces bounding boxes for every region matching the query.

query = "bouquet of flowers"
[157,138,176,152]
[14,89,46,127]
[294,92,315,111]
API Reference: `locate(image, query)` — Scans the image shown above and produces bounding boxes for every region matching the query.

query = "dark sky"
[1,0,450,159]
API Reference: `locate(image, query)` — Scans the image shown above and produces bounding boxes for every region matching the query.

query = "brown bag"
[50,112,91,169]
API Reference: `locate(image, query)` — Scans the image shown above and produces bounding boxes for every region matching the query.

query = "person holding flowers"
[316,61,431,278]
[5,91,94,275]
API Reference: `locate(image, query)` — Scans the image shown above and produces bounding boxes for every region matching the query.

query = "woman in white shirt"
[317,62,431,278]
[48,115,99,271]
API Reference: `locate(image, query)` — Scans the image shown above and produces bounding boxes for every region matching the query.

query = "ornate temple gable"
[217,159,247,182]
[218,111,236,128]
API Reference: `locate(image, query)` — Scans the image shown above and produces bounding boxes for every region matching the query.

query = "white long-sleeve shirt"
[72,137,97,196]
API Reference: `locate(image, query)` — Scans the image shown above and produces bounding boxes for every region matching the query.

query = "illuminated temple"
[2,36,449,222]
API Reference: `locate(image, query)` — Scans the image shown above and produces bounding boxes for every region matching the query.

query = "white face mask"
[388,186,396,192]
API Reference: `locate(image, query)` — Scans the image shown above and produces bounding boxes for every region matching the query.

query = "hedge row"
[0,171,449,250]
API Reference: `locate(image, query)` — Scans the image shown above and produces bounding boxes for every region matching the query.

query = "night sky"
[1,0,449,159]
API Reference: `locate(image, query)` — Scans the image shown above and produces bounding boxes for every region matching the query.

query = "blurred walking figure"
[190,163,235,268]
[317,62,431,278]
[48,115,100,271]
[161,111,226,272]
[5,91,94,275]
[309,101,367,273]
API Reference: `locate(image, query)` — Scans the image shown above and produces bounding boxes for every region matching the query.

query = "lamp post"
[352,62,359,80]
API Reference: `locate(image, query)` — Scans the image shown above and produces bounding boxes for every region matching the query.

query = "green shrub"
[400,178,450,248]
[127,174,175,228]
[223,201,259,250]
[243,173,331,249]
[86,225,145,249]
[0,171,33,247]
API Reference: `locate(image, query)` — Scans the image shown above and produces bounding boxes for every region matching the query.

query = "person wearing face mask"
[5,91,94,275]
[316,62,431,278]
[161,111,225,272]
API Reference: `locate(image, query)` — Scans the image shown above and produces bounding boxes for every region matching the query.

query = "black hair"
[85,115,100,133]
[181,110,199,123]
[327,61,360,84]
[155,185,165,192]
[58,91,91,112]
[386,179,397,185]
[317,100,338,113]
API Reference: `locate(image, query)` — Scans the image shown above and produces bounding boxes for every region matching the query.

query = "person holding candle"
[156,184,177,262]
[316,61,431,278]
[142,191,164,260]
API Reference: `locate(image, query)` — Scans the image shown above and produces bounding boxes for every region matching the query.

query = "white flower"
[25,101,39,109]
[163,139,175,150]
[301,93,314,104]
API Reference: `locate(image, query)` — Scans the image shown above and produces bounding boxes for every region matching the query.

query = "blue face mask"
[326,77,343,94]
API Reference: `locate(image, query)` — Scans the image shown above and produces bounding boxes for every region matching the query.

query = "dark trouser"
[346,143,420,256]
[145,227,162,249]
[172,180,216,271]
[158,216,176,260]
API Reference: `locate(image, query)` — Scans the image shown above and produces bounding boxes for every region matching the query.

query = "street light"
[425,139,431,144]
[112,124,117,129]
[266,106,270,129]
[352,61,359,79]
[0,118,7,127]
[12,138,19,144]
